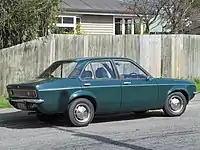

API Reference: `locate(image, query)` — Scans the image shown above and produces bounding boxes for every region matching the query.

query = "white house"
[55,0,163,35]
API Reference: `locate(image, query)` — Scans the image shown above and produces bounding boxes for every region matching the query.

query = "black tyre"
[163,92,187,117]
[67,98,95,127]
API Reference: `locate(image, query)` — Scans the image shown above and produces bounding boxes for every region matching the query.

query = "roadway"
[0,94,200,150]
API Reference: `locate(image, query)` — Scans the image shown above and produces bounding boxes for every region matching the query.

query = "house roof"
[61,0,133,14]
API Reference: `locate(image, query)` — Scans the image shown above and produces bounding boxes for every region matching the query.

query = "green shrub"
[193,77,200,84]
[195,83,200,92]
[0,97,12,108]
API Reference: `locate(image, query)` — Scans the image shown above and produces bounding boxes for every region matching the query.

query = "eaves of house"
[61,0,136,16]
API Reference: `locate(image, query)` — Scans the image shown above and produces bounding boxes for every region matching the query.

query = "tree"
[121,0,167,34]
[121,0,200,34]
[161,0,199,33]
[0,0,60,49]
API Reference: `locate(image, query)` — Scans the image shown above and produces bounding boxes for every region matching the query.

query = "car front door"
[79,60,121,114]
[113,59,159,111]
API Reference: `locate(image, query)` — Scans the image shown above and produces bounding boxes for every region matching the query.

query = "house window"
[114,17,143,35]
[115,18,123,35]
[114,17,133,35]
[55,16,81,34]
[63,17,74,24]
[125,18,132,34]
[76,18,81,24]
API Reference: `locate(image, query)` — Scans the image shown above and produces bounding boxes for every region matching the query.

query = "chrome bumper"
[193,92,199,95]
[7,98,44,104]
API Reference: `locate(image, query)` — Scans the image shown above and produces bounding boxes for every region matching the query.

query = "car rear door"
[79,60,121,114]
[113,59,159,111]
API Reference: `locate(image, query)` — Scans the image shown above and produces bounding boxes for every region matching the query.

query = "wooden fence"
[0,34,200,96]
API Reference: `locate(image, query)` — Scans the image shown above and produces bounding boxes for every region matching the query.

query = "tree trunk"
[144,22,150,34]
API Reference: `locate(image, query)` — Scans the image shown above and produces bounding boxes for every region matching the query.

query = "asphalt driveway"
[0,94,200,150]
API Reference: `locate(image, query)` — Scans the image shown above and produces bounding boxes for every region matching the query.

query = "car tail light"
[7,89,37,98]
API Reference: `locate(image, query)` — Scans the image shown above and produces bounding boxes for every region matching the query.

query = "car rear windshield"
[38,61,79,78]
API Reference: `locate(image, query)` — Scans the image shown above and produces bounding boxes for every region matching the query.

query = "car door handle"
[84,83,91,86]
[123,81,131,85]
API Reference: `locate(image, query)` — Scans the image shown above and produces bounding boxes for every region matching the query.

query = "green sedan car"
[6,57,198,127]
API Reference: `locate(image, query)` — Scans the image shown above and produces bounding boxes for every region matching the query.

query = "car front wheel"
[67,98,95,127]
[163,92,187,117]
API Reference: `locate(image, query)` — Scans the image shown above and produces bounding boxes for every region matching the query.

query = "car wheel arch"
[168,89,189,103]
[70,96,97,112]
[69,90,97,111]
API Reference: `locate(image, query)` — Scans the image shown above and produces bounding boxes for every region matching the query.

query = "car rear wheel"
[67,98,95,127]
[163,92,187,117]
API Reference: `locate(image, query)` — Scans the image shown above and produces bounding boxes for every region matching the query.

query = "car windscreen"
[38,61,78,78]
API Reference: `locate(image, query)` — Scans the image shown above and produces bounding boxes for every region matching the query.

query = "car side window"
[114,60,147,79]
[90,61,116,79]
[80,63,94,80]
[80,61,116,80]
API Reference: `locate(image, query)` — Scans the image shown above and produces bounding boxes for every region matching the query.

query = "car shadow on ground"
[0,111,157,150]
[0,110,168,150]
[92,111,166,123]
[53,126,153,150]
[0,110,166,129]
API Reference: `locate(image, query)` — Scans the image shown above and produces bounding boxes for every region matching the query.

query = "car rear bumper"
[193,92,199,95]
[7,98,44,104]
[7,98,64,114]
[6,98,44,111]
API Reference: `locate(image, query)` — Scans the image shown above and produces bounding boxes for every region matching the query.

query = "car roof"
[51,57,152,77]
[55,57,133,63]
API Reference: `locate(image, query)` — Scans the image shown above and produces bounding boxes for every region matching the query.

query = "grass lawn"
[196,83,200,93]
[0,97,12,108]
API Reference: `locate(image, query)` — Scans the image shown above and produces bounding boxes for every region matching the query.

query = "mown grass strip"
[0,97,12,108]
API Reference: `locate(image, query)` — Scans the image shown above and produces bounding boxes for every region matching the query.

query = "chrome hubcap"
[169,96,183,112]
[74,104,90,123]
